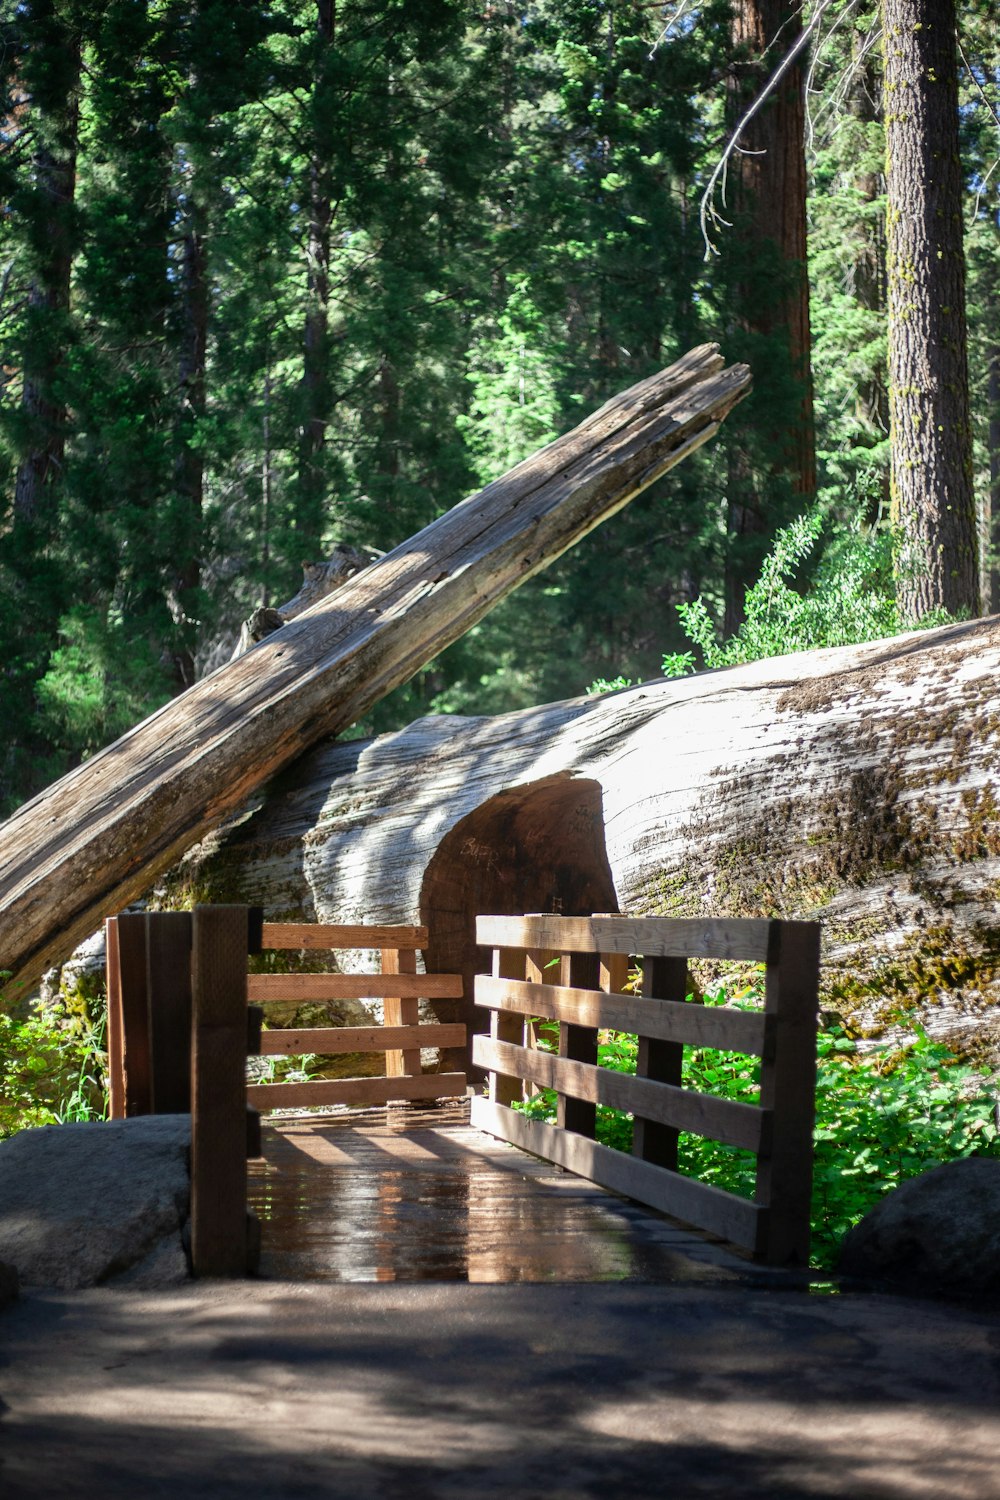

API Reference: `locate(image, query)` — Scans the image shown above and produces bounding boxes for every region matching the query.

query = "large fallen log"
[0,344,749,1002]
[177,618,1000,1067]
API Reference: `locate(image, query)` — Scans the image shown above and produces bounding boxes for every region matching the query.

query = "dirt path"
[2,1281,997,1499]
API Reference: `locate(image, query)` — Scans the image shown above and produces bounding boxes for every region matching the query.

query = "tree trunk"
[883,0,979,622]
[0,345,749,1003]
[849,29,889,523]
[724,0,815,635]
[296,0,336,553]
[180,617,1000,1070]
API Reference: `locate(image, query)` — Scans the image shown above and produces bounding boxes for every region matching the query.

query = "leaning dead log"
[230,542,382,659]
[178,618,1000,1067]
[0,344,749,1002]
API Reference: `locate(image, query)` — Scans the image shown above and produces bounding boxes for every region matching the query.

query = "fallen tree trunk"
[0,344,749,1001]
[177,618,1000,1067]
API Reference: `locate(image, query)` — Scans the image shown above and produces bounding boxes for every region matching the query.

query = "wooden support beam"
[382,947,421,1079]
[476,914,773,962]
[473,974,768,1054]
[0,346,750,1005]
[116,913,152,1117]
[756,920,820,1266]
[261,922,428,950]
[557,952,599,1139]
[489,947,526,1108]
[247,1072,467,1111]
[473,1035,768,1153]
[146,911,193,1115]
[247,971,462,1002]
[105,918,125,1120]
[471,1098,765,1253]
[255,1022,466,1055]
[190,905,249,1278]
[633,955,690,1171]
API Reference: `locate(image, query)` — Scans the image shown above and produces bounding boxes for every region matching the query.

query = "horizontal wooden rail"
[258,1023,467,1055]
[470,1099,766,1253]
[248,972,463,1002]
[473,912,819,1266]
[473,1036,768,1153]
[261,922,428,950]
[247,1073,468,1111]
[476,974,769,1057]
[476,914,772,962]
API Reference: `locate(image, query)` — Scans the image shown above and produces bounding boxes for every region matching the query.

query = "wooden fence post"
[633,955,690,1170]
[105,917,126,1119]
[114,912,153,1116]
[382,945,421,1079]
[557,951,599,1138]
[489,947,525,1106]
[190,905,249,1277]
[757,920,821,1265]
[146,912,193,1114]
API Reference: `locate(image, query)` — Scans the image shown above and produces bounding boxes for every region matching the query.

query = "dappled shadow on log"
[419,773,618,1077]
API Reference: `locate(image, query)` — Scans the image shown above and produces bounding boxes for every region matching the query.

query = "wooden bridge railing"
[245,921,467,1112]
[106,906,466,1276]
[471,914,819,1266]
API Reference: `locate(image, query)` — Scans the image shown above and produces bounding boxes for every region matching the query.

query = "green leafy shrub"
[0,1003,108,1138]
[673,508,903,672]
[515,973,999,1269]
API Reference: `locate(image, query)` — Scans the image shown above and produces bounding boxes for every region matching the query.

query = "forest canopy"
[1,0,998,815]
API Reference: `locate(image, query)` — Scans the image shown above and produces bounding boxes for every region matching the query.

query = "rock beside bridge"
[0,1116,192,1291]
[838,1157,1000,1300]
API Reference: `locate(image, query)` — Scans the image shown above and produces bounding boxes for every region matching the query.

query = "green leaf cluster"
[515,972,999,1270]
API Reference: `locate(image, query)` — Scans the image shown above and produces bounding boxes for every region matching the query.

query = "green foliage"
[585,675,635,696]
[670,505,902,673]
[0,999,107,1138]
[515,973,999,1270]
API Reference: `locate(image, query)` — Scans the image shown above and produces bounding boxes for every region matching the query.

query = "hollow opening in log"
[420,773,619,1078]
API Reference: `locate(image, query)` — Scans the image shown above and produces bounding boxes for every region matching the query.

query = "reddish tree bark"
[724,0,815,635]
[883,0,979,622]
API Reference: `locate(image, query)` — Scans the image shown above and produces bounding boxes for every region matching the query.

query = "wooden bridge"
[106,908,819,1279]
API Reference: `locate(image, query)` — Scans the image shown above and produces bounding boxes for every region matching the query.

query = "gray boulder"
[0,1115,191,1290]
[838,1157,1000,1299]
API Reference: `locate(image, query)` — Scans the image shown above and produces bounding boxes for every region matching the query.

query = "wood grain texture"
[0,346,748,1004]
[256,1023,466,1055]
[247,1072,467,1111]
[755,920,820,1266]
[476,915,773,961]
[633,954,688,1171]
[557,952,599,1138]
[489,947,526,1107]
[472,1035,768,1152]
[261,922,427,950]
[146,911,192,1115]
[104,918,125,1120]
[116,913,152,1117]
[381,947,421,1077]
[190,906,249,1277]
[474,975,768,1055]
[470,1097,764,1252]
[246,972,463,1002]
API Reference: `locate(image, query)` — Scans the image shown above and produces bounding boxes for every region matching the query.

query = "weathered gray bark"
[883,0,978,621]
[178,617,1000,1065]
[0,345,748,1003]
[229,543,381,659]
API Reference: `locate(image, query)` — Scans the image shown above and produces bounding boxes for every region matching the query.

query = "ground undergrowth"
[514,972,1000,1270]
